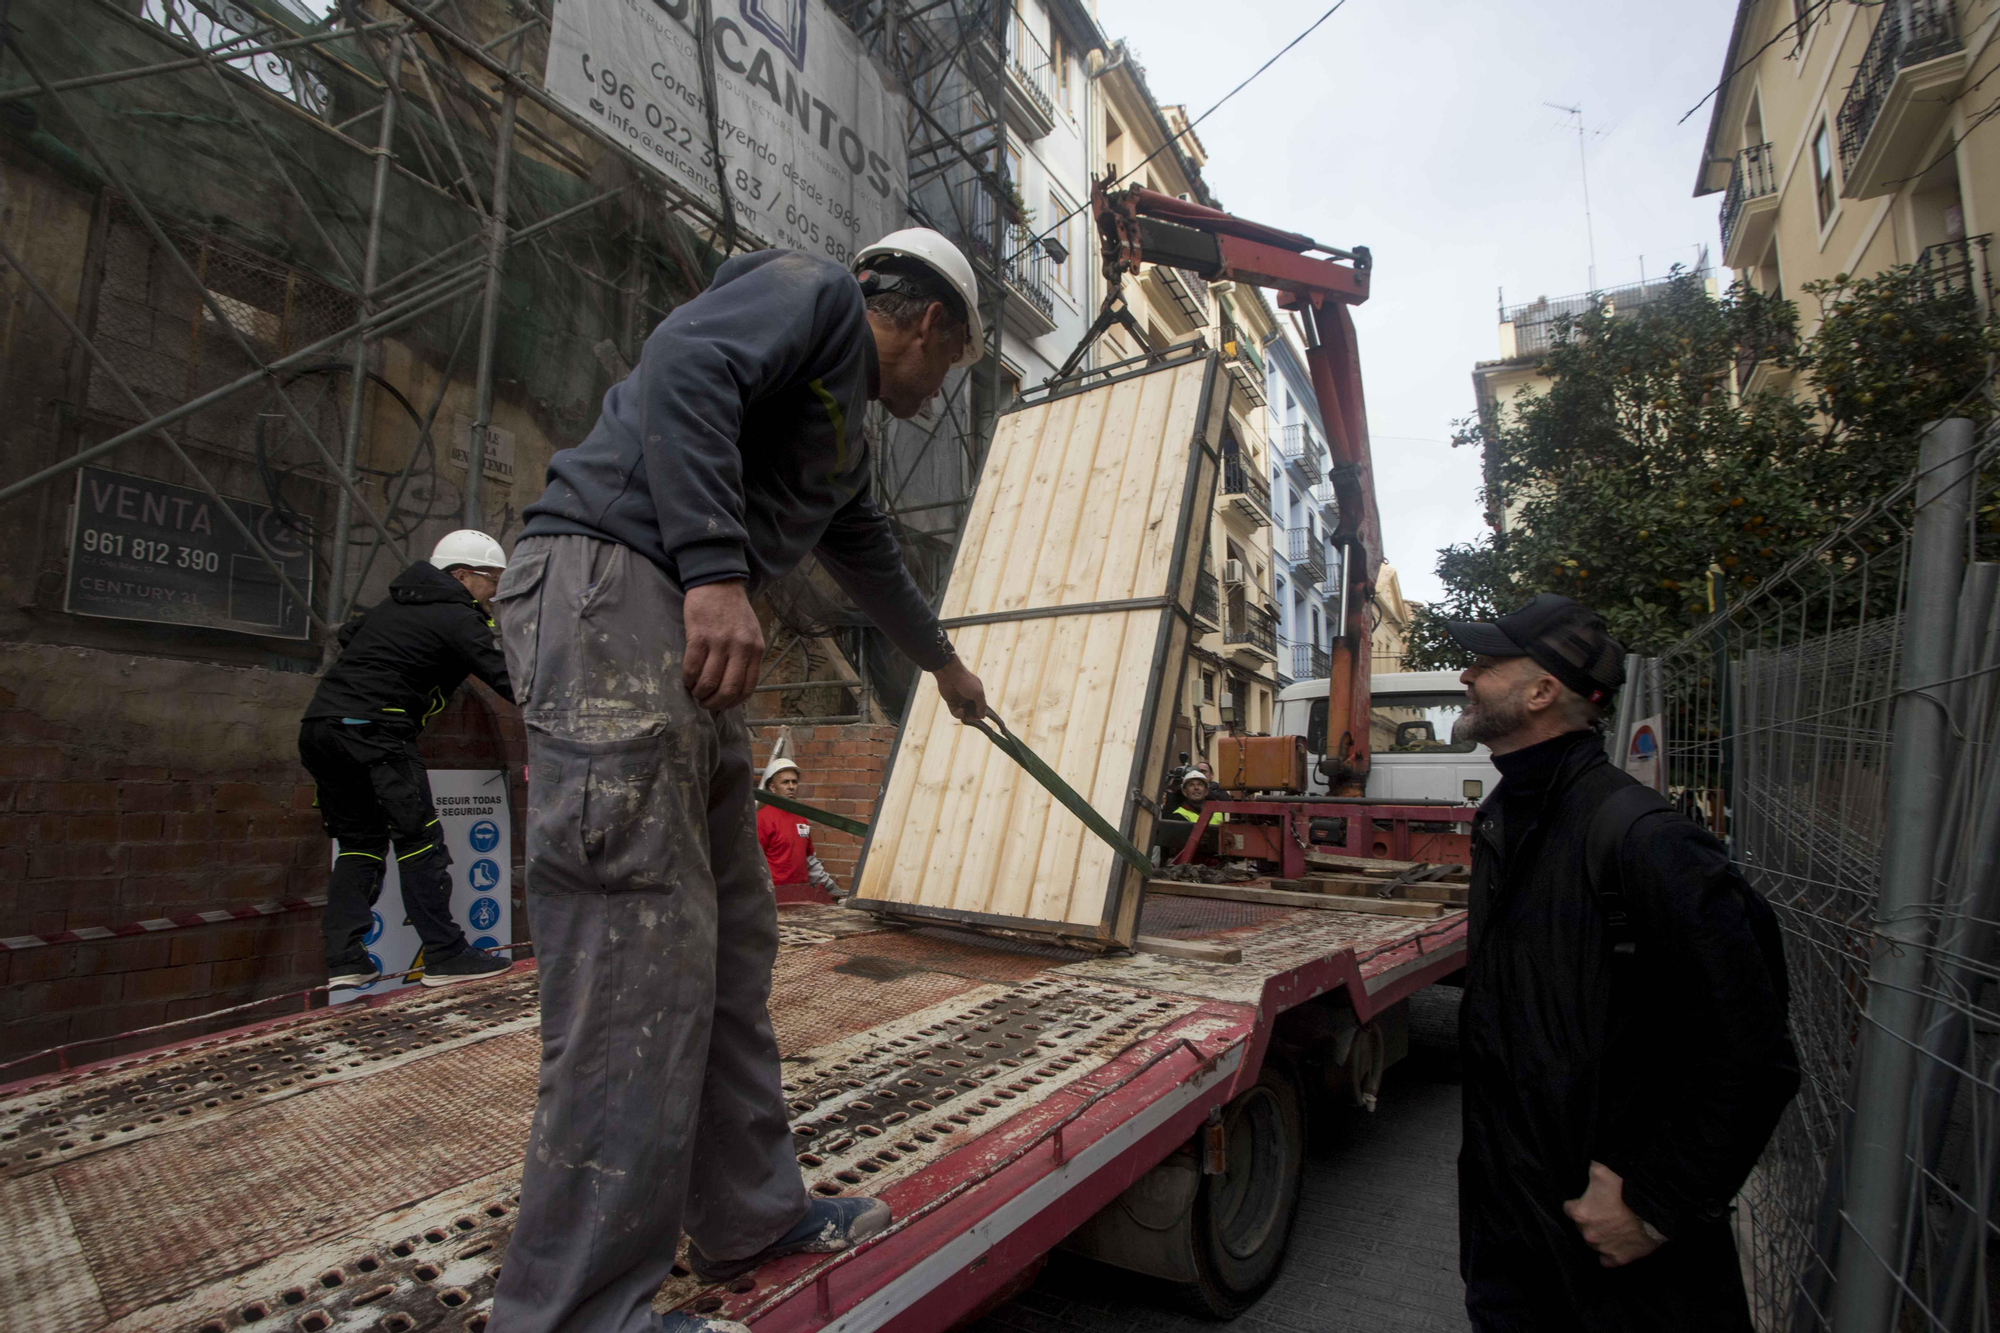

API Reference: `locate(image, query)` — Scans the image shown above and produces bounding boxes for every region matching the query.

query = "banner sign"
[331,769,513,1003]
[1624,714,1664,792]
[66,465,313,639]
[545,0,909,268]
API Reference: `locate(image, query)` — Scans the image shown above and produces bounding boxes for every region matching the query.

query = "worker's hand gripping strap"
[968,714,1158,881]
[752,786,871,839]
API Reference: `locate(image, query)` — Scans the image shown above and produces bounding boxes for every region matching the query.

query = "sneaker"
[419,947,510,988]
[687,1197,892,1284]
[656,1312,750,1333]
[327,955,380,988]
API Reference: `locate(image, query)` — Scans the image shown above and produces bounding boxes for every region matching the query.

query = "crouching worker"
[758,759,842,903]
[298,530,516,990]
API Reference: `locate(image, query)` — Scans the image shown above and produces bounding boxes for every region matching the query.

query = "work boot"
[327,954,381,988]
[419,947,510,988]
[656,1313,750,1333]
[687,1197,892,1284]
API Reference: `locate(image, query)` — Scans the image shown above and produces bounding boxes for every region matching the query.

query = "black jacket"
[1460,730,1798,1255]
[520,249,951,670]
[301,561,513,736]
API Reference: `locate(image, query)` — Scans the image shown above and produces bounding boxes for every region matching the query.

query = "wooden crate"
[850,348,1229,948]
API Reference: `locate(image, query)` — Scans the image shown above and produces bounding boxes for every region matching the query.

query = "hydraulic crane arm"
[1075,179,1383,790]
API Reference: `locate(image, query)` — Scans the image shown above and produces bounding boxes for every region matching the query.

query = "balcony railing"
[1156,265,1211,326]
[1292,642,1330,682]
[1279,424,1322,484]
[1003,11,1057,135]
[1500,258,1710,358]
[1735,324,1797,398]
[1220,452,1272,526]
[965,187,1057,323]
[1308,479,1337,518]
[1286,527,1326,586]
[1837,0,1961,177]
[1193,568,1220,629]
[1225,600,1277,659]
[1914,234,1992,305]
[1720,142,1778,258]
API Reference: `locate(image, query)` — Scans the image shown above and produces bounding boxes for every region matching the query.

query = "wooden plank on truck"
[851,347,1227,949]
[1146,878,1453,919]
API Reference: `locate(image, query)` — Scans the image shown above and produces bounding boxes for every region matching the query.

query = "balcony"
[965,187,1058,338]
[1914,234,1992,307]
[1836,0,1966,199]
[1291,642,1330,682]
[1220,318,1267,408]
[1224,599,1277,662]
[1279,424,1323,485]
[1287,527,1326,586]
[1220,452,1272,528]
[1154,265,1211,329]
[1735,324,1797,399]
[1719,142,1780,268]
[1308,479,1338,520]
[1193,568,1221,631]
[1002,12,1057,138]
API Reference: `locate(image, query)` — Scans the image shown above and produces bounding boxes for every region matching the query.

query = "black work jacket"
[301,561,513,737]
[1459,730,1798,1252]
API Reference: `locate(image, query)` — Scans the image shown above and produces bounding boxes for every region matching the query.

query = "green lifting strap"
[968,713,1157,882]
[753,786,871,838]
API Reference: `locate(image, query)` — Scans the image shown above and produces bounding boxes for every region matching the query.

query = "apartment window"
[1202,671,1215,703]
[1052,31,1074,115]
[1310,608,1321,647]
[1048,189,1076,295]
[1811,120,1836,225]
[1003,140,1024,194]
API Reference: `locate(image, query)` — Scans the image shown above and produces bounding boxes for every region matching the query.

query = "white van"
[1274,670,1502,806]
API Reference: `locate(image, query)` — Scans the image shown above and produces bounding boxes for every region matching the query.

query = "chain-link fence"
[1651,392,2000,1331]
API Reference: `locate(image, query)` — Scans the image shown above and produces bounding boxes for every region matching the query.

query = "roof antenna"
[1546,102,1599,291]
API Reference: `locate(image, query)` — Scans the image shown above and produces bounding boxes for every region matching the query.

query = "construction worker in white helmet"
[297,529,515,993]
[491,230,990,1333]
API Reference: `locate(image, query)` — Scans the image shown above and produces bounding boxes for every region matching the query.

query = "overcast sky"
[1092,0,1741,601]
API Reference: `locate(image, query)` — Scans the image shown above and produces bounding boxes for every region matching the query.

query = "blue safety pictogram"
[471,935,501,951]
[363,910,384,945]
[468,896,501,931]
[468,819,501,853]
[468,858,501,891]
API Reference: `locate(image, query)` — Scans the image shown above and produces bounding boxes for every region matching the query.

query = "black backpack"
[1585,784,1790,1006]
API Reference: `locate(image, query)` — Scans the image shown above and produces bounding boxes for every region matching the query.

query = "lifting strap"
[753,786,870,839]
[968,713,1159,882]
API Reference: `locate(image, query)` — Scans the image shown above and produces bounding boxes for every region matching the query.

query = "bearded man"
[1445,593,1798,1332]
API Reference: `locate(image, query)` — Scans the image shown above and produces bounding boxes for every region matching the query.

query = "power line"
[1005,0,1354,264]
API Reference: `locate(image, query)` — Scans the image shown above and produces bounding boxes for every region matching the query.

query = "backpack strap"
[1587,783,1673,958]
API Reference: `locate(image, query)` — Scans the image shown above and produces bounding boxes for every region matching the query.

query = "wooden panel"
[852,352,1226,946]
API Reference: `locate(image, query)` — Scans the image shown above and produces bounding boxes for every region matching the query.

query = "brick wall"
[0,644,524,1066]
[746,723,897,889]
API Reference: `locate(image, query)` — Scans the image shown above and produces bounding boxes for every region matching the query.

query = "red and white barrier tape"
[0,896,328,952]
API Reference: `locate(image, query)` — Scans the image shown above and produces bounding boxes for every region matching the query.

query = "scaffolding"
[0,0,1027,715]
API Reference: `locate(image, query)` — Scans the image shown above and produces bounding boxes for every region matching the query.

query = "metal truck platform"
[0,897,1465,1333]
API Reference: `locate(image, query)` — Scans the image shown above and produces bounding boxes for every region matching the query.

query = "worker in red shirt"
[758,759,841,903]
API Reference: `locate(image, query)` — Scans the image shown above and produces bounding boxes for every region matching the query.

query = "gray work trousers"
[488,534,807,1333]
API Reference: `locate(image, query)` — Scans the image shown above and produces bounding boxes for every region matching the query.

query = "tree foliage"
[1404,264,1996,667]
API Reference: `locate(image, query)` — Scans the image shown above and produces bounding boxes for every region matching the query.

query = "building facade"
[1262,328,1338,689]
[1696,0,1998,388]
[1090,49,1282,765]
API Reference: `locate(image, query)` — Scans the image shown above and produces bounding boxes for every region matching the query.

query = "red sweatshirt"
[757,804,814,886]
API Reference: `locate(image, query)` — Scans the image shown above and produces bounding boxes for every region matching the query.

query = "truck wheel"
[1181,1062,1306,1317]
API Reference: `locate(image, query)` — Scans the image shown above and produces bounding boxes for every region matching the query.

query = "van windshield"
[1370,692,1478,754]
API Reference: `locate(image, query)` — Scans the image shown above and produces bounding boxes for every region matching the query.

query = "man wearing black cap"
[1445,593,1798,1332]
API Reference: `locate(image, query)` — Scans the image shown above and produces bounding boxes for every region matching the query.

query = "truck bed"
[0,896,1465,1333]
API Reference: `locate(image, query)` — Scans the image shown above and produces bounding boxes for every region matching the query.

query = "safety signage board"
[1624,714,1664,791]
[331,769,512,1004]
[65,465,313,639]
[544,0,908,268]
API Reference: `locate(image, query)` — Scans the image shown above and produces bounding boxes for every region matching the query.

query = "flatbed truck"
[0,894,1463,1332]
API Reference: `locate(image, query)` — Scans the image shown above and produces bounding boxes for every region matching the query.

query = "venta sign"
[545,0,909,268]
[65,465,313,640]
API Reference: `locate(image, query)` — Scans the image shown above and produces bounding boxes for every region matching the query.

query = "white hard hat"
[854,228,985,369]
[429,529,508,572]
[762,757,800,788]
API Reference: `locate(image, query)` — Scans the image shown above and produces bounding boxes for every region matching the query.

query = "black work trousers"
[298,718,466,969]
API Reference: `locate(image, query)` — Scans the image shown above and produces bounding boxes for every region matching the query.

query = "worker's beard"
[1452,683,1530,747]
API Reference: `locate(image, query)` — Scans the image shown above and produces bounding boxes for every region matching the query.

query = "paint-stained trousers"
[488,534,808,1333]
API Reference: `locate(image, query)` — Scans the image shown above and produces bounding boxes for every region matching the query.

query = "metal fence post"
[1829,418,1979,1331]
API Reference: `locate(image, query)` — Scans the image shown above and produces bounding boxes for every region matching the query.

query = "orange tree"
[1403,264,1995,666]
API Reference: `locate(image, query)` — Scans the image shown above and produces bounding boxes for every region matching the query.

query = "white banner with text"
[546,0,909,267]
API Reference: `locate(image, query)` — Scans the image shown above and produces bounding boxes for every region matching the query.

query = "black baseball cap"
[1445,593,1627,707]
